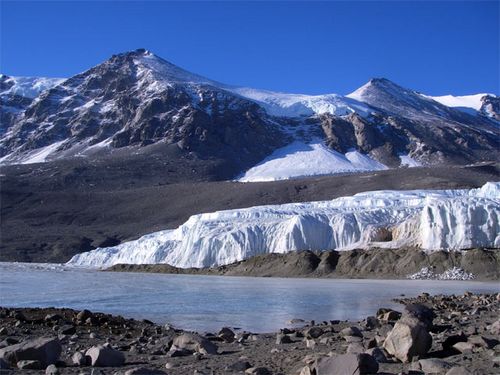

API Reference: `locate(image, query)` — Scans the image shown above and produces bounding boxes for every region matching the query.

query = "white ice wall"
[67,182,500,268]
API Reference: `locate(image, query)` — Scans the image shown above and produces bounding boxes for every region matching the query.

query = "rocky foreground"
[106,248,500,281]
[1,293,499,374]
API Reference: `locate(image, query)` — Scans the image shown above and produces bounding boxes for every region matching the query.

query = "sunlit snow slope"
[67,182,500,269]
[238,141,387,182]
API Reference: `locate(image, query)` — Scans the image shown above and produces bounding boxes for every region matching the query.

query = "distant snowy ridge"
[0,75,65,99]
[67,182,500,269]
[426,94,490,111]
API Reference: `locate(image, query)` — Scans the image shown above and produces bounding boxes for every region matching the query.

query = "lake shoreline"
[1,292,499,374]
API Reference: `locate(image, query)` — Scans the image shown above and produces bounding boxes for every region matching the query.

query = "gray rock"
[340,326,363,338]
[226,360,251,371]
[45,364,60,374]
[453,341,474,353]
[60,325,76,335]
[380,311,401,322]
[71,351,88,366]
[490,319,500,336]
[123,367,167,375]
[167,348,192,357]
[365,347,388,363]
[245,367,271,375]
[218,327,235,343]
[304,326,324,339]
[275,333,293,344]
[403,303,435,330]
[171,333,218,355]
[446,366,472,375]
[0,336,61,367]
[314,353,379,375]
[418,358,452,374]
[364,316,380,329]
[468,335,498,349]
[383,319,432,362]
[17,360,42,369]
[347,342,365,354]
[76,310,92,322]
[85,344,125,367]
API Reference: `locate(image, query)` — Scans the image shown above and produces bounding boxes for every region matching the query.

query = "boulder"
[340,326,363,338]
[245,367,271,375]
[218,327,235,343]
[364,316,380,329]
[71,351,88,366]
[452,341,474,353]
[60,325,76,335]
[123,368,167,374]
[76,309,92,322]
[313,354,378,375]
[446,366,472,375]
[402,303,435,330]
[365,347,388,363]
[226,360,251,372]
[85,344,125,367]
[383,319,432,362]
[468,335,498,349]
[45,364,60,374]
[418,358,452,374]
[346,342,364,354]
[490,319,500,336]
[17,360,42,369]
[275,333,293,344]
[380,311,401,322]
[304,326,324,339]
[170,333,217,355]
[0,337,61,367]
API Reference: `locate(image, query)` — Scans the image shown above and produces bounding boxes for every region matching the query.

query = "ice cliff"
[67,182,500,268]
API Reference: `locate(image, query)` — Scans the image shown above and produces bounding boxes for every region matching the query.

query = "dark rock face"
[0,50,286,175]
[480,94,500,120]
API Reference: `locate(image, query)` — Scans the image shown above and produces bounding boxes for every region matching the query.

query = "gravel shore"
[1,292,499,374]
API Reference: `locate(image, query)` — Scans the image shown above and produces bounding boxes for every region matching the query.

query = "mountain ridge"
[1,49,498,182]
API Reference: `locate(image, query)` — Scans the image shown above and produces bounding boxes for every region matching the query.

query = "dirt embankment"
[106,248,500,281]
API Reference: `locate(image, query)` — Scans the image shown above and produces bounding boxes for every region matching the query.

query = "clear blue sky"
[1,1,498,96]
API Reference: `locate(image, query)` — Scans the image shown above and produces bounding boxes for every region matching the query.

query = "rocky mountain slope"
[1,49,498,181]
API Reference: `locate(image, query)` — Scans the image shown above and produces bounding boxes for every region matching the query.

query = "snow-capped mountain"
[0,75,64,135]
[67,182,500,268]
[1,49,498,181]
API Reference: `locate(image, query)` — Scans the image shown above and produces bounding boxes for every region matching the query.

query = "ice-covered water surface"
[1,262,498,333]
[68,182,500,268]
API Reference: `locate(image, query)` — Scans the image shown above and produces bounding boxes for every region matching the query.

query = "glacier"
[67,182,500,269]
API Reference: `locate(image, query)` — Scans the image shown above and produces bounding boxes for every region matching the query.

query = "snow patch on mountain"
[67,182,500,269]
[399,154,422,168]
[0,75,64,99]
[237,141,387,182]
[0,140,67,165]
[426,94,491,111]
[230,87,372,117]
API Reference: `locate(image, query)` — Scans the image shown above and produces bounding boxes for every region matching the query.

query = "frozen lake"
[1,262,498,332]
